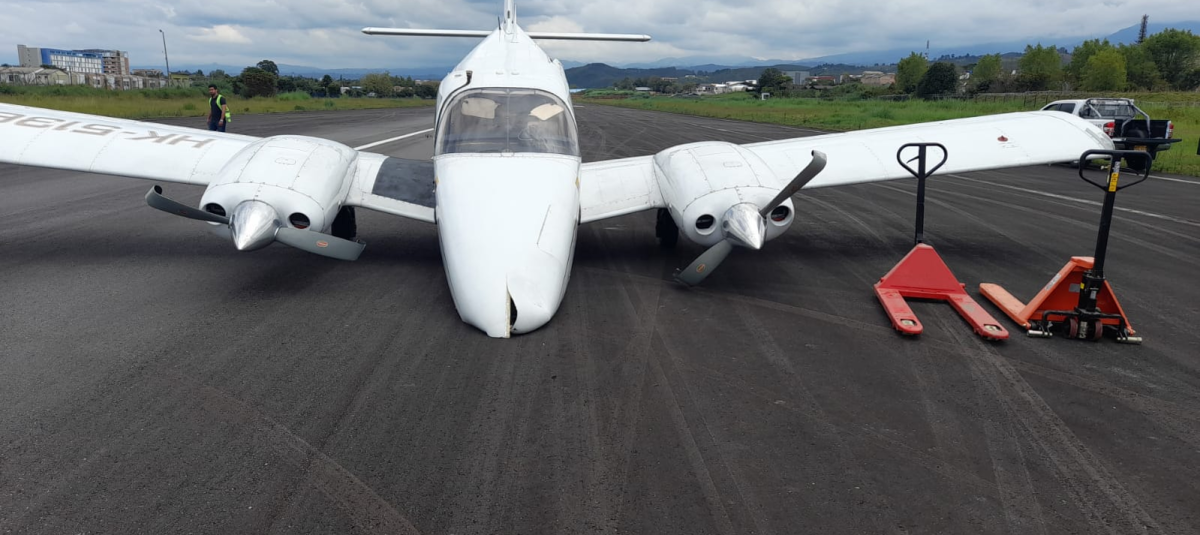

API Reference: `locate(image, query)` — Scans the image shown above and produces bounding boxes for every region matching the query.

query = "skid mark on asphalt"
[648,345,738,535]
[441,336,530,534]
[730,300,891,533]
[268,281,449,532]
[938,326,1164,534]
[1007,357,1200,450]
[924,312,1049,534]
[570,225,668,532]
[172,372,421,535]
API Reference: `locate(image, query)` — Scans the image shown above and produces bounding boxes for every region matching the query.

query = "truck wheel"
[331,206,357,240]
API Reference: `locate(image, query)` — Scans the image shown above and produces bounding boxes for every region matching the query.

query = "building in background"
[17,45,129,75]
[79,49,131,75]
[9,45,165,89]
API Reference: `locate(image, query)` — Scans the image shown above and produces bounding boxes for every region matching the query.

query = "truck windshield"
[436,88,579,156]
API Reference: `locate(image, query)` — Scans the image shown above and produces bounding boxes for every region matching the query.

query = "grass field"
[0,86,434,120]
[579,93,1200,177]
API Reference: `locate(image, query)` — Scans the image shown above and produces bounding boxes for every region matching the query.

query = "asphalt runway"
[2,104,1199,534]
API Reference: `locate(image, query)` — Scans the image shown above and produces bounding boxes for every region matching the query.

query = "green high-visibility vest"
[210,94,231,121]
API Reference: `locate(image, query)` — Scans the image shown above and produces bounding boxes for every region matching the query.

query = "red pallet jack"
[979,149,1147,343]
[874,143,1009,341]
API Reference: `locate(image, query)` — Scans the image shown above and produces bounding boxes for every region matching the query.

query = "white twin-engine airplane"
[0,1,1112,338]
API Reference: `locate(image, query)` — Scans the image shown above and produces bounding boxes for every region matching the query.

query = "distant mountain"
[1103,21,1200,44]
[566,63,700,88]
[620,55,796,69]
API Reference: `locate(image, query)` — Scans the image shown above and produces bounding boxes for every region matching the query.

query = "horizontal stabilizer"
[362,27,651,41]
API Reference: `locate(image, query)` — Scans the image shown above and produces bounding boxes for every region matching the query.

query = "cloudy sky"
[2,0,1196,71]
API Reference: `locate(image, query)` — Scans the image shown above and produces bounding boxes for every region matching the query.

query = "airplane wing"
[1,102,435,223]
[0,102,256,185]
[346,153,436,223]
[579,111,1113,223]
[578,155,660,223]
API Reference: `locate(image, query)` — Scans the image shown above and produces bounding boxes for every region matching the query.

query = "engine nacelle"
[653,141,795,247]
[199,135,358,231]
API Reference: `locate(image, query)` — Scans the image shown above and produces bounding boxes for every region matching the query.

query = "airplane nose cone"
[228,200,279,251]
[722,203,766,250]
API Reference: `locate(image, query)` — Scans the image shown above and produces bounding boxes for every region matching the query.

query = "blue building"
[17,45,126,75]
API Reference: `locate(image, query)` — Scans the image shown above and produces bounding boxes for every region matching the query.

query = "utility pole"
[159,29,171,87]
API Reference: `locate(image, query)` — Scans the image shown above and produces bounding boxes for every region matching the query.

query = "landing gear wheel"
[655,208,678,249]
[331,206,357,240]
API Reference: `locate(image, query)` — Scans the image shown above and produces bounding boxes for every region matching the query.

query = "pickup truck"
[1040,98,1181,167]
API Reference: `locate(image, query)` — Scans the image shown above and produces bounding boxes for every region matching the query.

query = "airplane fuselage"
[432,24,581,337]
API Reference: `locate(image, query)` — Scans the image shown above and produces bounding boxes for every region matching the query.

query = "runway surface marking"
[947,173,1200,228]
[353,128,434,151]
[1148,174,1200,185]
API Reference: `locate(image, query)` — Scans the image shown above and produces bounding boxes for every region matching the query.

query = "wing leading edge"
[578,111,1113,223]
[0,102,255,186]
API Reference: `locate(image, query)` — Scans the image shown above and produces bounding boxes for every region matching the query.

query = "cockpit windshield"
[436,88,579,156]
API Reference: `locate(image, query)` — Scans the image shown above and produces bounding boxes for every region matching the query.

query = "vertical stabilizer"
[504,0,516,28]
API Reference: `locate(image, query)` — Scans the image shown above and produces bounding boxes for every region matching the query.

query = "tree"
[1066,39,1112,86]
[972,53,1002,92]
[1182,68,1200,91]
[326,81,342,97]
[210,69,228,80]
[238,66,278,98]
[756,67,791,94]
[361,72,394,97]
[1119,44,1161,90]
[194,69,204,77]
[414,83,437,99]
[1143,28,1200,89]
[321,74,333,88]
[256,60,279,76]
[916,62,958,98]
[1080,48,1127,91]
[1016,44,1062,91]
[276,76,297,93]
[896,52,928,94]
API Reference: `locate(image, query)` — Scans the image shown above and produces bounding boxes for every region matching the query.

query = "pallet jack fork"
[873,143,1009,341]
[979,149,1148,344]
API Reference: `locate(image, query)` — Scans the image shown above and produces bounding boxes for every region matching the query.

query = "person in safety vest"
[207,84,231,132]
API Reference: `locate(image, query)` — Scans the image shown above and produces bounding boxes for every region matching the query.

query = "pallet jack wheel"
[1091,321,1105,341]
[1068,317,1080,339]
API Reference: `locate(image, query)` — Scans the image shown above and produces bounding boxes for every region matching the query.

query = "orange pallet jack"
[874,143,1009,341]
[980,149,1147,343]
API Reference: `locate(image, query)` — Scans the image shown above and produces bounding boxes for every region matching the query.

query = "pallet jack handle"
[896,143,948,245]
[1076,149,1150,276]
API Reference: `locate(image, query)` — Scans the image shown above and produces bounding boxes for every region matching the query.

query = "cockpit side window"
[436,88,580,156]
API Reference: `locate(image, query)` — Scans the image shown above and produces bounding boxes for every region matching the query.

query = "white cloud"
[189,25,253,45]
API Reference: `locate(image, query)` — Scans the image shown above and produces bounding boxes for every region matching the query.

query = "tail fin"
[504,0,516,28]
